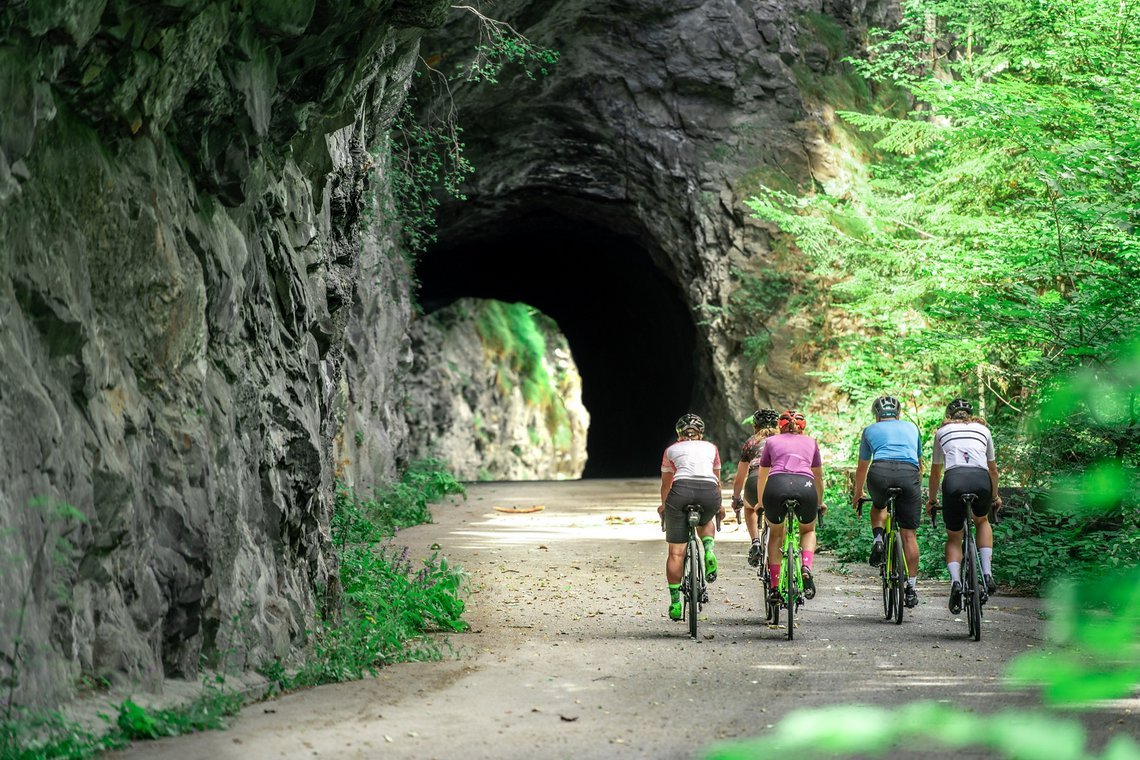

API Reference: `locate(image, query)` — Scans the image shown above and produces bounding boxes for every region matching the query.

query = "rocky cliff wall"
[405,299,589,480]
[0,0,448,707]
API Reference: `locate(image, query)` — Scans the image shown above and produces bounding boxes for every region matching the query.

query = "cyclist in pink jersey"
[756,410,826,603]
[658,413,724,621]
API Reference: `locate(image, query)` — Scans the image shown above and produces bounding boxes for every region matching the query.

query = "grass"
[0,684,244,758]
[262,459,468,692]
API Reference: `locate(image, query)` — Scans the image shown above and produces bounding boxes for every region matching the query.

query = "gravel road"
[115,479,1137,759]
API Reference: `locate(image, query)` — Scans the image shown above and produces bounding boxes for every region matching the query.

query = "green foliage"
[703,702,1140,760]
[114,687,243,740]
[0,685,243,758]
[451,8,559,83]
[473,300,573,441]
[264,461,467,692]
[711,330,1140,758]
[383,96,473,254]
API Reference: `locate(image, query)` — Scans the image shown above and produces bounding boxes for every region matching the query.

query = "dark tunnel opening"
[415,210,697,478]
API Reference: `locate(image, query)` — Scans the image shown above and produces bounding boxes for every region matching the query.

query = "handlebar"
[855,496,873,519]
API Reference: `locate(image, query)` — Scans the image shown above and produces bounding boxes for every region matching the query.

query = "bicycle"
[662,504,720,640]
[857,487,908,625]
[768,498,807,640]
[930,493,989,642]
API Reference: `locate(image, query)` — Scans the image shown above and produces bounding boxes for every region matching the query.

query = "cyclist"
[756,410,825,604]
[658,413,724,621]
[851,395,923,608]
[730,408,780,567]
[925,398,1003,614]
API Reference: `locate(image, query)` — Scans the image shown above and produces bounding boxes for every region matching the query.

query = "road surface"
[114,479,1137,759]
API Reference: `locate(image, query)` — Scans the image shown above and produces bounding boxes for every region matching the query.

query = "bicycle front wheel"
[688,538,701,640]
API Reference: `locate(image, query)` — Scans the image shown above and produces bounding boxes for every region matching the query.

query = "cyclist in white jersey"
[659,413,724,621]
[926,398,1004,614]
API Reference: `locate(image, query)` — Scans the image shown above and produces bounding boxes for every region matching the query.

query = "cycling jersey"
[932,422,994,470]
[758,433,821,477]
[858,419,921,467]
[661,439,721,483]
[739,431,771,472]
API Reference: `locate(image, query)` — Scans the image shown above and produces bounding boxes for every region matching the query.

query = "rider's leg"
[767,522,785,589]
[799,521,818,598]
[698,519,718,580]
[666,541,686,619]
[666,542,687,584]
[945,529,963,580]
[975,515,996,592]
[744,502,760,540]
[901,528,919,587]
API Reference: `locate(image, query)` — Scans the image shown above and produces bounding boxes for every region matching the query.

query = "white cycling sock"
[908,577,917,589]
[979,548,993,576]
[947,561,961,584]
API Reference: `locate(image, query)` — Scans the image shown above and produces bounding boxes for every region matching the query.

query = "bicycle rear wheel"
[881,563,892,620]
[892,531,905,624]
[687,538,701,640]
[785,548,797,640]
[965,537,981,642]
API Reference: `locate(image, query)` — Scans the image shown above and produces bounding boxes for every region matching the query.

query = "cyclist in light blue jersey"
[852,395,923,608]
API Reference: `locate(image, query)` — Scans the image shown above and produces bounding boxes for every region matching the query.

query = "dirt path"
[114,480,1136,759]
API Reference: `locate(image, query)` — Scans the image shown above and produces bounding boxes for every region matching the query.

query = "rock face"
[0,0,449,707]
[413,0,894,454]
[0,0,890,710]
[405,299,589,480]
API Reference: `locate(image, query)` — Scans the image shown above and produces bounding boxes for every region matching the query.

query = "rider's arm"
[926,463,943,508]
[811,465,825,506]
[731,461,747,503]
[988,459,1002,510]
[660,471,674,508]
[852,458,870,502]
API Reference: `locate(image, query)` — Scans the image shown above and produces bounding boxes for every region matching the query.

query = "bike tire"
[965,537,981,642]
[785,548,797,640]
[688,538,701,640]
[881,562,892,620]
[892,531,905,624]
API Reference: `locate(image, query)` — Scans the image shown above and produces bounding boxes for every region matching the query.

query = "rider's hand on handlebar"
[993,496,1004,512]
[657,503,665,515]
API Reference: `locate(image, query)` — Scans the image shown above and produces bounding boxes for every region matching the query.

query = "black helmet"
[946,398,973,419]
[871,395,900,419]
[751,408,779,429]
[675,413,705,437]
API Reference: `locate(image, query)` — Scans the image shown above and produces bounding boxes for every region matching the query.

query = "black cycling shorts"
[743,471,760,507]
[941,467,992,532]
[664,479,721,543]
[867,460,921,530]
[761,473,818,525]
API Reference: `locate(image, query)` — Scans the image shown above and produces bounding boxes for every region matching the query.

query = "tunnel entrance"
[416,210,697,478]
